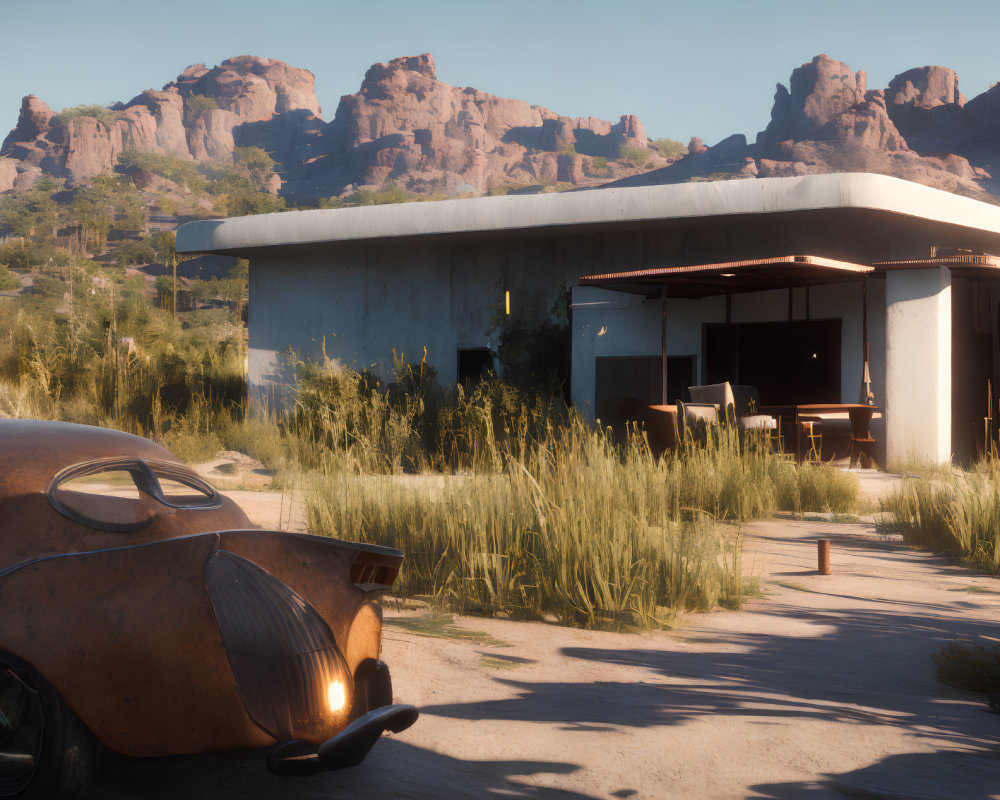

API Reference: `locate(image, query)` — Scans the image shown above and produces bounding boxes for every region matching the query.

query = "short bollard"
[817,538,831,575]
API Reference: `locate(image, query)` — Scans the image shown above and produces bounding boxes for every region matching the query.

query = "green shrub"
[618,142,651,167]
[652,138,687,158]
[31,275,66,297]
[0,265,20,291]
[184,94,219,126]
[589,156,609,173]
[118,149,207,193]
[52,104,118,128]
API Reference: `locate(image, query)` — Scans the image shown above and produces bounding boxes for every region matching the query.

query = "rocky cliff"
[604,54,999,201]
[0,56,325,193]
[0,53,659,199]
[5,52,1000,204]
[301,53,652,197]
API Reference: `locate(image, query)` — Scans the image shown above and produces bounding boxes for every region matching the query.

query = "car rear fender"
[0,533,272,757]
[217,530,402,675]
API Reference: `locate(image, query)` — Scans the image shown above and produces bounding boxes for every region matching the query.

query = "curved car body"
[0,419,415,795]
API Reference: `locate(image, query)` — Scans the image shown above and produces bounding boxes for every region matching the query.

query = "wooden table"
[759,404,881,467]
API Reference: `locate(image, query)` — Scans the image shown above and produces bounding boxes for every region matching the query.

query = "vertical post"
[817,539,831,575]
[661,285,668,405]
[862,277,869,360]
[172,251,177,321]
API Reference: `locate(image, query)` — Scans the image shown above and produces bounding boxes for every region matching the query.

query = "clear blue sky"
[5,0,1000,147]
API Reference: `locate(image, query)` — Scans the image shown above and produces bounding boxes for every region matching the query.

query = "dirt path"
[89,509,1000,799]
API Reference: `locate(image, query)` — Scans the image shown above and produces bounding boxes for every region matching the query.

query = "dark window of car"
[48,458,220,532]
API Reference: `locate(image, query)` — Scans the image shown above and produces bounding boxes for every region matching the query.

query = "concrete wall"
[248,238,576,406]
[885,268,952,465]
[245,205,945,419]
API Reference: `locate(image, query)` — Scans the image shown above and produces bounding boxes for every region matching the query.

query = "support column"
[885,267,951,465]
[661,287,668,404]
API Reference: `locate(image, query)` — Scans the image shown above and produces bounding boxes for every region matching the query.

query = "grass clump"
[879,461,1000,573]
[933,640,1000,694]
[384,614,509,647]
[775,460,859,515]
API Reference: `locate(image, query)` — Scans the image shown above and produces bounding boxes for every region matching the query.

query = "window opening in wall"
[703,319,841,404]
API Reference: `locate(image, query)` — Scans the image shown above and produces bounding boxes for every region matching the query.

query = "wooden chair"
[798,419,823,461]
[849,407,882,470]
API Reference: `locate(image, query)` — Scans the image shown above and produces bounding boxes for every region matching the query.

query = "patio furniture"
[760,403,881,467]
[730,384,778,434]
[676,399,719,440]
[799,419,823,461]
[848,405,882,470]
[644,404,678,455]
[690,382,778,433]
[688,382,735,422]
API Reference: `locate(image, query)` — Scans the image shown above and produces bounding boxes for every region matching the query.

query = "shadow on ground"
[422,602,1000,751]
[89,738,595,799]
[749,749,1000,799]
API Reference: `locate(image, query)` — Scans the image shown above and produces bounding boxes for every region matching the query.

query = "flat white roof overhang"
[176,172,1000,256]
[580,254,875,298]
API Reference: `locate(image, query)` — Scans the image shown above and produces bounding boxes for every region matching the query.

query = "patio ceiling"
[579,255,874,299]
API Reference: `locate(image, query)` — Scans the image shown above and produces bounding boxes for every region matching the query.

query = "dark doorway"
[594,355,695,434]
[951,278,996,464]
[457,349,496,386]
[703,319,841,404]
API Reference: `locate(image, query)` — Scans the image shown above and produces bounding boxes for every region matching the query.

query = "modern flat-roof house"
[176,173,1000,466]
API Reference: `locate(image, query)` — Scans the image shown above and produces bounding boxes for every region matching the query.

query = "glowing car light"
[327,680,347,713]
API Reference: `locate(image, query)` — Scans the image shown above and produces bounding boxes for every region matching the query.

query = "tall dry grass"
[1,282,865,629]
[307,416,743,629]
[880,460,1000,573]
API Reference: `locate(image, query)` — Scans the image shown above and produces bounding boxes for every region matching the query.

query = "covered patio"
[576,254,882,462]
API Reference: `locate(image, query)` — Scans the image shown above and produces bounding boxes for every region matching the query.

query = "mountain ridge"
[3,52,1000,205]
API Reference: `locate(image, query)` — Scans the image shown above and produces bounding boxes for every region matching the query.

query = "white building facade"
[178,173,1000,465]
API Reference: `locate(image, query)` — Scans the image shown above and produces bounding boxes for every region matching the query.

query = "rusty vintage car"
[0,419,417,798]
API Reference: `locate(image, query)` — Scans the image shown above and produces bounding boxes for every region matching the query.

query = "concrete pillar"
[885,267,951,465]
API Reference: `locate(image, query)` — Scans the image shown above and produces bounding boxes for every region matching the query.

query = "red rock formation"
[316,53,652,196]
[0,158,17,192]
[0,56,324,188]
[4,50,998,206]
[2,95,52,152]
[127,90,188,157]
[888,67,965,109]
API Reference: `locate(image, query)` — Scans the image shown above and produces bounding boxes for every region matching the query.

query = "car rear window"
[51,466,149,530]
[48,458,220,532]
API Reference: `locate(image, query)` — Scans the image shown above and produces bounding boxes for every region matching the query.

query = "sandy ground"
[88,475,1000,799]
